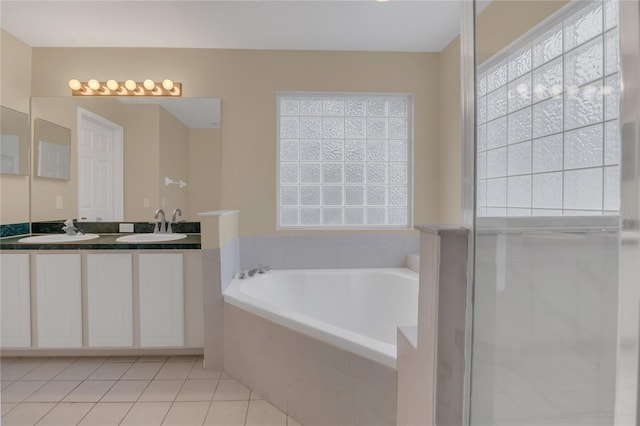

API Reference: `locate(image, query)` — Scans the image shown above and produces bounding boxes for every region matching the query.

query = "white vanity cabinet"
[0,254,31,348]
[139,253,185,347]
[87,253,133,347]
[35,254,83,348]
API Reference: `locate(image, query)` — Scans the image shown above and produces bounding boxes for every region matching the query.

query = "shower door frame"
[615,1,640,424]
[459,0,640,424]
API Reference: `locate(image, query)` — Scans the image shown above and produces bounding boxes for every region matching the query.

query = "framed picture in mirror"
[34,118,71,180]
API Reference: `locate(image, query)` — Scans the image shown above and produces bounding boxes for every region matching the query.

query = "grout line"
[243,394,251,426]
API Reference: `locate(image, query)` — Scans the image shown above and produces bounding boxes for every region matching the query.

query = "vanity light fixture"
[68,79,182,96]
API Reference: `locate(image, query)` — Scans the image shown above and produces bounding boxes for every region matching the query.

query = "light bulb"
[68,79,82,91]
[162,79,174,91]
[124,80,137,91]
[106,80,119,91]
[143,79,155,91]
[88,79,101,91]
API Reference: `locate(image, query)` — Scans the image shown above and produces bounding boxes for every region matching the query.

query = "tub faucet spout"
[247,265,270,277]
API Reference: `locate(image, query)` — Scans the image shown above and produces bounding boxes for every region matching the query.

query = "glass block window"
[277,93,412,228]
[477,0,620,217]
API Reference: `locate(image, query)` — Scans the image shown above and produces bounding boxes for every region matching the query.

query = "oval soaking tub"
[223,268,418,368]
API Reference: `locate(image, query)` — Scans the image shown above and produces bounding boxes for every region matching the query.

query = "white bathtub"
[223,268,418,368]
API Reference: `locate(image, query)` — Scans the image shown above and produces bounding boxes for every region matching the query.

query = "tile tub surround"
[240,233,419,270]
[199,211,241,372]
[471,226,618,425]
[224,303,397,426]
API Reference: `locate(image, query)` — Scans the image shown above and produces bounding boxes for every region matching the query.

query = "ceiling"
[0,0,472,53]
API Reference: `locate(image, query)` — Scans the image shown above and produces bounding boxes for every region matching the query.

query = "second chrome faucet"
[153,208,183,233]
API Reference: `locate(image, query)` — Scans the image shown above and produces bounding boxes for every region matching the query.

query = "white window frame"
[276,92,413,230]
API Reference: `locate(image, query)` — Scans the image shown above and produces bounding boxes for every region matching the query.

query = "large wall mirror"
[27,97,221,224]
[0,106,30,176]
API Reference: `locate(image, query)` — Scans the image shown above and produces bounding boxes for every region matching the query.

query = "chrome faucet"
[169,208,182,233]
[245,265,271,278]
[154,209,167,233]
[62,219,82,236]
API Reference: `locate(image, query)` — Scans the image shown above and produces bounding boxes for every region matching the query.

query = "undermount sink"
[116,233,187,243]
[18,233,100,243]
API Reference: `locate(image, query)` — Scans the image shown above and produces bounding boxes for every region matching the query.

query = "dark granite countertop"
[0,233,201,250]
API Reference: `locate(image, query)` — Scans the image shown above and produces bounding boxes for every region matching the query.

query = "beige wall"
[438,38,462,224]
[188,128,221,221]
[0,30,31,225]
[30,48,440,236]
[159,107,190,220]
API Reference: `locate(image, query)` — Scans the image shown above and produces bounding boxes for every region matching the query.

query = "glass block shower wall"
[277,94,412,228]
[477,0,620,217]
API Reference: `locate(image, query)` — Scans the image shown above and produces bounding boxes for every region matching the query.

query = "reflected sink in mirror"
[116,233,187,243]
[18,233,100,243]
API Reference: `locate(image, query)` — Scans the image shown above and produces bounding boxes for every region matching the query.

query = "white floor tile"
[2,380,47,403]
[25,380,81,402]
[2,402,18,416]
[213,379,251,401]
[53,361,103,380]
[288,415,303,426]
[2,356,288,426]
[246,399,287,426]
[119,401,171,426]
[87,362,133,380]
[0,402,55,425]
[1,357,19,369]
[121,362,163,380]
[188,363,222,380]
[62,380,115,402]
[204,400,248,426]
[162,401,210,426]
[36,402,95,426]
[1,362,43,381]
[101,380,150,402]
[176,379,218,402]
[20,361,73,381]
[155,362,195,380]
[78,402,133,425]
[138,380,184,402]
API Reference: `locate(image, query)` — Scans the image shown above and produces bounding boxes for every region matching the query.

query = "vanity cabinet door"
[35,254,82,348]
[0,254,31,348]
[87,254,133,347]
[139,253,184,347]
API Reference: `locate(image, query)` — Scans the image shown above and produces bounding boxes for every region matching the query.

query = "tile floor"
[1,356,301,426]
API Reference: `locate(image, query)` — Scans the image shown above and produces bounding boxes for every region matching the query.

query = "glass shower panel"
[470,1,621,424]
